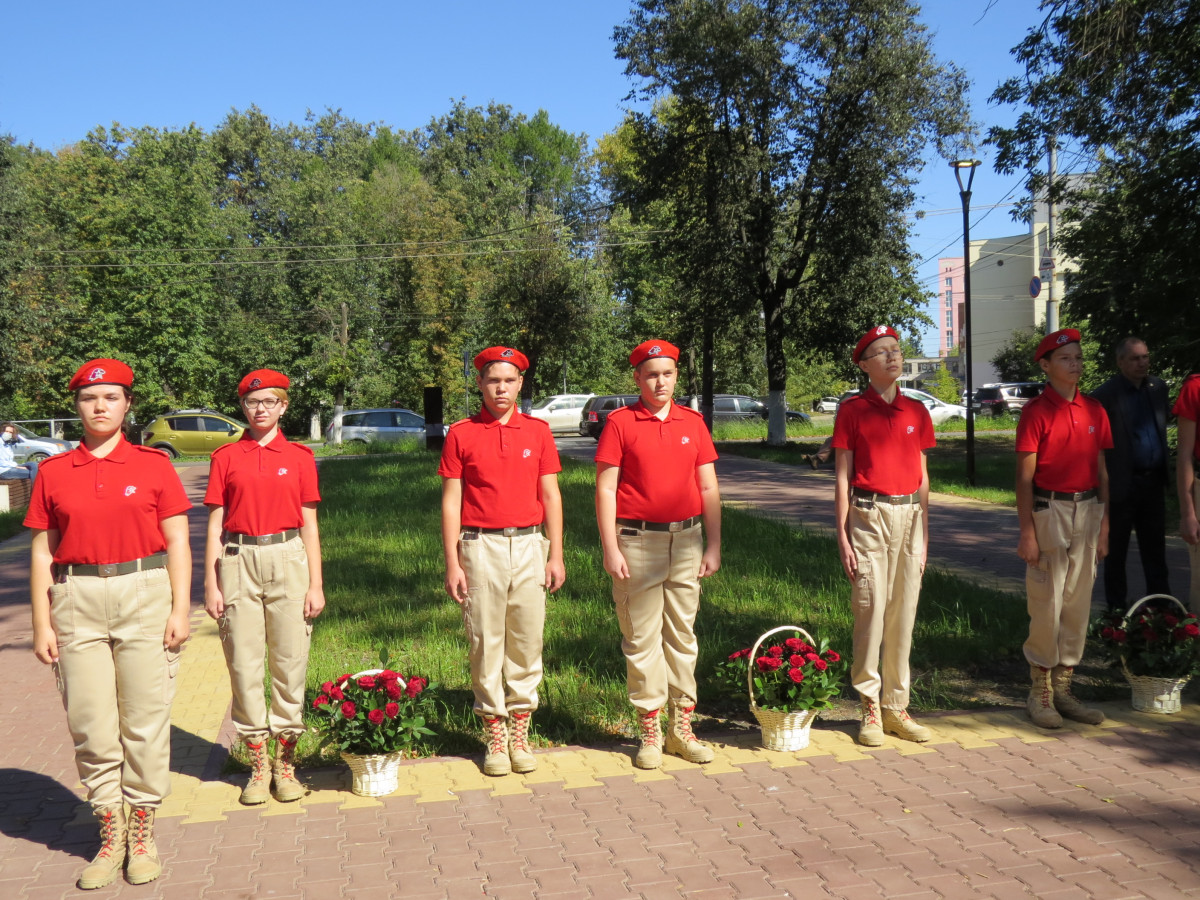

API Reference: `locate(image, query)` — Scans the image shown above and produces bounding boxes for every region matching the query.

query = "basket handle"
[1121,594,1189,629]
[747,625,816,709]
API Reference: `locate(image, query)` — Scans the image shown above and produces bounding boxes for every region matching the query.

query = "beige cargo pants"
[612,524,704,713]
[1191,482,1200,616]
[218,536,312,740]
[458,531,549,717]
[1024,497,1104,669]
[52,568,181,809]
[849,500,924,709]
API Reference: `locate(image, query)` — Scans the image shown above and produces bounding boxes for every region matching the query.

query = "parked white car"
[527,394,594,433]
[901,389,968,426]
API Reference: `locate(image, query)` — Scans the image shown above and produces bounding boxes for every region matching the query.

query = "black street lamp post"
[952,159,981,487]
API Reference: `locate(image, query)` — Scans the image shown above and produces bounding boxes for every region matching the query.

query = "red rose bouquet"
[310,650,436,756]
[1091,599,1200,679]
[717,632,848,712]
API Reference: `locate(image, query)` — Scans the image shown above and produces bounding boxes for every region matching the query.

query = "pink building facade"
[936,256,964,356]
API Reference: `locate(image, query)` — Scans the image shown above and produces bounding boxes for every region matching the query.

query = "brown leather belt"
[225,529,300,546]
[62,552,168,578]
[616,516,702,532]
[1033,487,1097,502]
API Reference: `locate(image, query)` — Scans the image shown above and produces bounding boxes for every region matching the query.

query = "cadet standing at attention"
[1016,328,1111,728]
[26,359,192,889]
[833,326,935,747]
[204,369,325,805]
[595,339,722,770]
[440,346,566,777]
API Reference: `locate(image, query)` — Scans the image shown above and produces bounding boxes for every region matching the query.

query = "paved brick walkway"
[1,454,1199,897]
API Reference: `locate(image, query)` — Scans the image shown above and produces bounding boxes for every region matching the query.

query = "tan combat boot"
[634,709,662,769]
[125,806,162,885]
[665,699,714,764]
[240,735,272,805]
[858,698,884,746]
[482,715,511,776]
[273,734,307,802]
[77,805,126,890]
[1051,666,1105,725]
[882,707,932,742]
[508,711,537,774]
[1027,665,1063,728]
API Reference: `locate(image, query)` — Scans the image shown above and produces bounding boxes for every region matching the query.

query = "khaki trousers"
[218,536,312,740]
[849,500,924,709]
[51,568,180,809]
[1024,497,1103,668]
[1191,482,1200,616]
[458,531,549,717]
[612,525,704,713]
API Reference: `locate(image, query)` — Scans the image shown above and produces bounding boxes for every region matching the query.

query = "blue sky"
[3,0,1044,354]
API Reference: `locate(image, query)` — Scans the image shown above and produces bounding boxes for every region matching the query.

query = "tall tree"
[612,0,970,442]
[990,0,1200,376]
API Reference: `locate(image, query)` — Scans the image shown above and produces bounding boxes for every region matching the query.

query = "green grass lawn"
[293,445,1032,763]
[0,509,25,543]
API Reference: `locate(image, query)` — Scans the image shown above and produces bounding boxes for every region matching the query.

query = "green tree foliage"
[923,364,961,404]
[989,0,1200,378]
[991,328,1044,383]
[610,0,971,443]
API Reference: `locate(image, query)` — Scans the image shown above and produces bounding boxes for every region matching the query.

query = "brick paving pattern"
[0,453,1198,897]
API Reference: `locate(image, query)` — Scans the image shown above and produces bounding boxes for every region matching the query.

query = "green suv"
[141,409,246,458]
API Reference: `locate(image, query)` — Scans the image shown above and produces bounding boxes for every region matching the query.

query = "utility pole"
[331,301,348,445]
[1045,137,1059,333]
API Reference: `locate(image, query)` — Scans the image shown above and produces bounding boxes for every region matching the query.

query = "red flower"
[813,659,828,671]
[386,683,403,700]
[1143,627,1158,642]
[385,702,400,719]
[767,646,784,658]
[337,673,352,684]
[824,650,841,662]
[788,654,806,668]
[728,648,751,660]
[330,686,345,702]
[805,652,820,662]
[1186,624,1200,637]
[341,701,357,719]
[1165,615,1180,627]
[357,675,377,690]
[320,681,334,695]
[1113,629,1127,643]
[756,656,782,672]
[784,637,803,651]
[406,677,427,697]
[367,709,385,725]
[313,694,330,708]
[1101,626,1115,640]
[788,667,804,683]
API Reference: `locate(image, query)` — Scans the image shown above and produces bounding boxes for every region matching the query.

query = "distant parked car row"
[836,389,968,426]
[6,425,73,463]
[577,393,811,440]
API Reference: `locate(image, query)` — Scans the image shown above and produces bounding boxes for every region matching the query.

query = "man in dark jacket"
[1091,336,1171,612]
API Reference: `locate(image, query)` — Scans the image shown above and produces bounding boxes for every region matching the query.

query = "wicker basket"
[1120,595,1192,715]
[748,625,821,751]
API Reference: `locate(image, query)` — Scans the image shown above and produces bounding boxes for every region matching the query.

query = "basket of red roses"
[310,650,436,796]
[1092,595,1199,714]
[736,625,848,751]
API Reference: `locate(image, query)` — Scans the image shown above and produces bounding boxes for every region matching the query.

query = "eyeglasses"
[862,348,904,361]
[242,398,282,410]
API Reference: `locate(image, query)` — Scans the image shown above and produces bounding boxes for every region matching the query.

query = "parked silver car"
[8,425,72,462]
[326,408,437,444]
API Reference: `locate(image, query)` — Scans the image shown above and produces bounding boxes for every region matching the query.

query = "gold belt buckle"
[99,564,117,577]
[257,535,271,545]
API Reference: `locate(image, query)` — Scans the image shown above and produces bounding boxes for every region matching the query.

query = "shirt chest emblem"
[681,436,690,445]
[906,425,914,435]
[1088,426,1095,434]
[124,485,137,497]
[278,467,288,476]
[522,449,531,459]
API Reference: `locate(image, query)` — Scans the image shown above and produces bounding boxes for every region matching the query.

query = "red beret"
[852,326,900,363]
[69,358,134,391]
[238,369,290,396]
[1034,328,1081,361]
[473,346,529,373]
[629,340,679,368]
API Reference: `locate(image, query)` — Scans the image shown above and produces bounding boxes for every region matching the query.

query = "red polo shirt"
[204,431,320,535]
[24,437,192,565]
[831,387,934,495]
[438,408,561,529]
[1016,386,1113,492]
[595,401,718,522]
[1173,374,1200,463]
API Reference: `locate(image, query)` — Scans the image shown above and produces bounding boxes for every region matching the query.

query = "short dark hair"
[1114,336,1147,360]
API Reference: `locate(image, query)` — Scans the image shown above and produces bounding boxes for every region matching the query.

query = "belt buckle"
[99,564,117,577]
[669,521,683,533]
[503,526,517,537]
[257,535,271,545]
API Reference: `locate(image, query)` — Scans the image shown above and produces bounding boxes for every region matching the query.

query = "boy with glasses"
[833,326,934,746]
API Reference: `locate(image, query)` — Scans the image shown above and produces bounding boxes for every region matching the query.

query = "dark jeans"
[1104,476,1171,612]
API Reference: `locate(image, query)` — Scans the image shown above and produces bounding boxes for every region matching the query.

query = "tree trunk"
[309,411,322,442]
[764,292,788,446]
[331,386,345,446]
